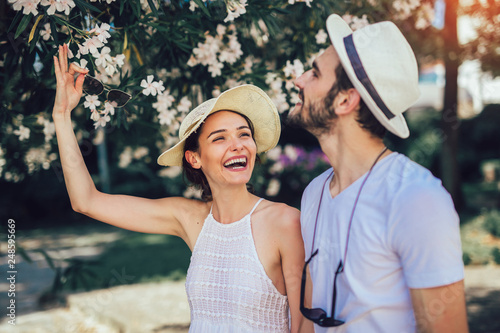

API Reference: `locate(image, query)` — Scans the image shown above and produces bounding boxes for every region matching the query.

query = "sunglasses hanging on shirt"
[300,146,388,327]
[83,75,132,107]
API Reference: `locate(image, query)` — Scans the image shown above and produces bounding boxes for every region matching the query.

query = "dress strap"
[249,198,264,216]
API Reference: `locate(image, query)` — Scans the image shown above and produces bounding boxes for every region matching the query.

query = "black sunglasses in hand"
[300,249,345,327]
[83,75,131,107]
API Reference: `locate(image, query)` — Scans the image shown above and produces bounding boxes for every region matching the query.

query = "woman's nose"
[230,137,244,151]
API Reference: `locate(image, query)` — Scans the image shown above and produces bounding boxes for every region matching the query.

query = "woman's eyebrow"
[207,125,250,138]
[207,129,227,139]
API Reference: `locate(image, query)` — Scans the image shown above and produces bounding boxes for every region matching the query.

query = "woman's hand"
[52,44,89,118]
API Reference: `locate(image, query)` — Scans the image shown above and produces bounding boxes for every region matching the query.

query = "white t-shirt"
[300,153,464,333]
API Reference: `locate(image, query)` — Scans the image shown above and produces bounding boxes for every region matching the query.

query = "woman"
[52,44,304,332]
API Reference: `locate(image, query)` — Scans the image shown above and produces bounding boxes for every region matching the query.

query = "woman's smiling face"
[186,110,257,189]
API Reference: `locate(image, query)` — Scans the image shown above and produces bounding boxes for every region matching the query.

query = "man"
[288,14,468,332]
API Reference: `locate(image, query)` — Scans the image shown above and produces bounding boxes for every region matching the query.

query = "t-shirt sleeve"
[388,181,464,289]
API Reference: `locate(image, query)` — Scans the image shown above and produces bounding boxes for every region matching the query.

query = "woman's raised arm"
[52,44,196,240]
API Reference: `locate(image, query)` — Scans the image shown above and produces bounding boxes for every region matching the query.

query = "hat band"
[344,35,395,120]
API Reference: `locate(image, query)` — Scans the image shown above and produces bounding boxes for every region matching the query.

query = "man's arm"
[410,280,469,333]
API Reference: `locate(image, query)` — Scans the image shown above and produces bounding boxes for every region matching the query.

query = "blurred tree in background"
[1,0,498,226]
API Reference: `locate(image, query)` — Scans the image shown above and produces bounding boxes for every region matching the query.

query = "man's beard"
[287,86,339,137]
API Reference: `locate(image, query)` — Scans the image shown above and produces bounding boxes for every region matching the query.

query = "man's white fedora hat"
[157,84,280,166]
[326,14,420,138]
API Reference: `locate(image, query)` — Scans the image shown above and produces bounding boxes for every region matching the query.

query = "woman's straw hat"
[158,84,280,166]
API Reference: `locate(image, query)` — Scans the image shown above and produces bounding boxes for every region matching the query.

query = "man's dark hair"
[333,63,387,139]
[182,111,257,202]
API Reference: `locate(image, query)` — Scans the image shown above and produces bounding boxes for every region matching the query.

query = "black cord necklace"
[308,146,389,271]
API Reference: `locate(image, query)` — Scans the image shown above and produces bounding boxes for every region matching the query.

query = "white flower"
[141,75,163,96]
[284,145,298,162]
[283,59,304,78]
[315,29,328,44]
[19,0,40,16]
[93,114,111,129]
[177,96,192,113]
[157,109,177,126]
[266,146,282,161]
[192,35,221,66]
[224,0,247,22]
[24,147,49,174]
[14,125,30,141]
[79,36,104,56]
[105,64,116,76]
[272,91,289,114]
[266,178,281,196]
[158,166,182,178]
[133,147,149,159]
[216,24,227,36]
[187,55,198,67]
[119,147,133,168]
[243,56,254,73]
[350,15,370,30]
[40,23,52,41]
[208,61,224,77]
[43,120,55,142]
[74,58,88,70]
[114,54,125,67]
[189,0,198,11]
[183,186,202,199]
[93,23,112,43]
[103,102,115,116]
[153,91,175,112]
[84,95,101,110]
[288,0,312,7]
[90,110,100,121]
[153,80,165,95]
[94,47,112,68]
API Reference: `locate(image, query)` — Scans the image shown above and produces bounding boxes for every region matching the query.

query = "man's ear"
[334,88,361,116]
[185,150,202,169]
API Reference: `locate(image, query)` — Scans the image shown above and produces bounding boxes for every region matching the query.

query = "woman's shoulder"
[155,196,211,221]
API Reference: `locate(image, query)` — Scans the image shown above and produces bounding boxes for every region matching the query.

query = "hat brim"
[157,85,280,166]
[326,14,409,138]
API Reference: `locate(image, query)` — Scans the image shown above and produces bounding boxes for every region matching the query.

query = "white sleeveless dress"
[185,198,290,332]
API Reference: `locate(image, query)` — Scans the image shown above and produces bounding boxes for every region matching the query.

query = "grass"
[89,232,191,288]
[15,221,191,294]
[461,210,500,265]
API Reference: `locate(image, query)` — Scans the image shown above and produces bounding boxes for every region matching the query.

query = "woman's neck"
[210,186,259,224]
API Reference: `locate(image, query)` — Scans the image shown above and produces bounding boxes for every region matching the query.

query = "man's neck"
[317,129,389,198]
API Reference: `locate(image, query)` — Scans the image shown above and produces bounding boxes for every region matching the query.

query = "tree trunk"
[441,0,464,210]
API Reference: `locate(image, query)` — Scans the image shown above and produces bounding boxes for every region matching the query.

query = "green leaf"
[120,0,126,15]
[49,17,59,45]
[147,0,159,17]
[29,29,41,53]
[15,14,33,39]
[8,11,23,33]
[73,0,102,13]
[193,0,211,18]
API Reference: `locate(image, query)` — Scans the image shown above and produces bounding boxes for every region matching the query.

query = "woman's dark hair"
[182,111,258,202]
[333,63,387,139]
